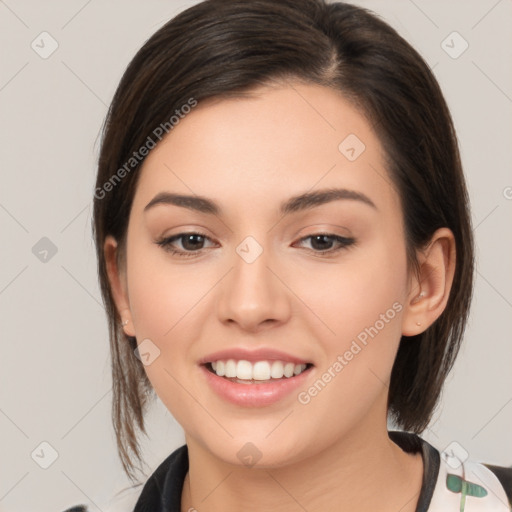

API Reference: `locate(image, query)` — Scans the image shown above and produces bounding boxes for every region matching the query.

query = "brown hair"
[92,0,474,482]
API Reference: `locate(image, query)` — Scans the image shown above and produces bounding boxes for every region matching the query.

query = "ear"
[104,235,136,337]
[401,227,456,336]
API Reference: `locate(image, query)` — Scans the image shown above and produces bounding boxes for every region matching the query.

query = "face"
[108,82,418,468]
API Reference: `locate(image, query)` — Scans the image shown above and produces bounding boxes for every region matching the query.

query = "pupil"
[183,234,203,250]
[311,235,332,250]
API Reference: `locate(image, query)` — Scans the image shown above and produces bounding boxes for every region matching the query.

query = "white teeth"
[215,360,224,376]
[253,361,271,380]
[283,362,294,378]
[270,361,284,378]
[209,359,308,380]
[225,359,237,378]
[236,360,253,380]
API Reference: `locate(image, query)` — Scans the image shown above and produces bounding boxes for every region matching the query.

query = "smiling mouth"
[203,361,314,384]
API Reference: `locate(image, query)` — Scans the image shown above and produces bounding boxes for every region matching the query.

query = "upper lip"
[198,347,312,365]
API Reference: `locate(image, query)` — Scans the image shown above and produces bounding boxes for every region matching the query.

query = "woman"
[65,0,511,510]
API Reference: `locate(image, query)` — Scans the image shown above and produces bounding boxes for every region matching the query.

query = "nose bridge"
[217,234,291,329]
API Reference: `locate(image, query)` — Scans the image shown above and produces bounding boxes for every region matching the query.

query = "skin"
[105,81,456,512]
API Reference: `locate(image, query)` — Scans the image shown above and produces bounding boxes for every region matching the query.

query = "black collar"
[389,430,440,512]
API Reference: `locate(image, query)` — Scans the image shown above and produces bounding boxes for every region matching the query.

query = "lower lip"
[200,364,314,407]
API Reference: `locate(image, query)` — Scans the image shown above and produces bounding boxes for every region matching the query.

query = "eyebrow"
[143,187,377,216]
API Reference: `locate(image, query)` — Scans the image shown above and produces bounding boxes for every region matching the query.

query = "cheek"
[125,248,213,420]
[121,245,207,442]
[290,262,406,429]
[300,237,408,406]
[294,239,408,343]
[126,230,206,332]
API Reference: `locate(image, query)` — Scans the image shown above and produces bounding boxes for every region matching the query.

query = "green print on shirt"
[446,473,488,512]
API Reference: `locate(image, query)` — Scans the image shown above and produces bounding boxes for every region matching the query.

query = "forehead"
[132,82,399,219]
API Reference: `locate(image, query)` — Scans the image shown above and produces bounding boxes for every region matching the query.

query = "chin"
[202,432,311,470]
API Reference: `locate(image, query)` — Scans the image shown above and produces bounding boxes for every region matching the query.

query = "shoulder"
[483,462,512,501]
[132,444,189,510]
[389,430,512,511]
[431,442,512,511]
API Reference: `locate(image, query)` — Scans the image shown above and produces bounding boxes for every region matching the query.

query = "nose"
[216,239,292,332]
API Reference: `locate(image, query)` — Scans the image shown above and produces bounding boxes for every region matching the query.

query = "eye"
[155,232,215,257]
[294,233,355,257]
[155,231,355,259]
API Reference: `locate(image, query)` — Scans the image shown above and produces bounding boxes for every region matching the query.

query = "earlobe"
[104,235,136,337]
[402,228,456,336]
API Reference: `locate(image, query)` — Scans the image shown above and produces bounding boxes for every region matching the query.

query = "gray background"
[1,0,511,510]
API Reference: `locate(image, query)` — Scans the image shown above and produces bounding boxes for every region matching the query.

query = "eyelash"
[155,231,356,259]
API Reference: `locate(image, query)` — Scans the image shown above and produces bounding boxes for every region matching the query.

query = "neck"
[181,425,423,512]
